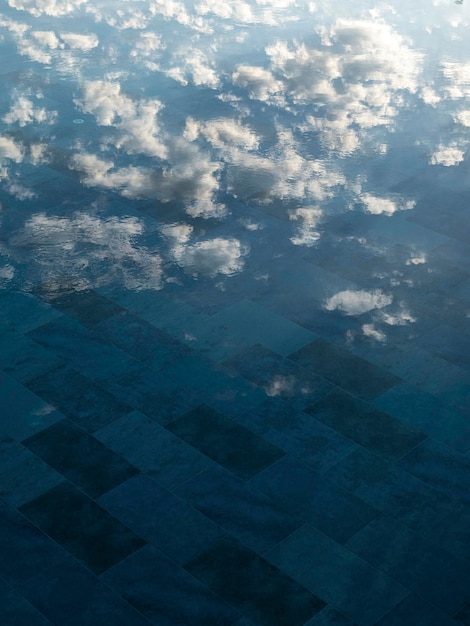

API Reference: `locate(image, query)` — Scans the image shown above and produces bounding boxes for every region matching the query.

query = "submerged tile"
[94,411,213,489]
[0,371,62,441]
[19,482,146,574]
[328,448,459,533]
[94,310,192,369]
[185,535,326,625]
[98,473,224,564]
[266,523,408,624]
[175,465,303,553]
[288,338,401,400]
[224,344,333,408]
[101,544,240,626]
[32,282,124,328]
[376,594,461,626]
[235,399,357,473]
[346,515,469,614]
[0,499,68,586]
[167,404,283,479]
[304,389,426,460]
[0,438,64,506]
[249,456,379,543]
[23,420,139,498]
[0,578,52,626]
[25,365,133,432]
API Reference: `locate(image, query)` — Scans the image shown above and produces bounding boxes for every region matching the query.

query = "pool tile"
[376,594,461,626]
[18,554,109,624]
[94,411,213,489]
[0,371,62,441]
[167,404,284,479]
[19,482,146,574]
[98,474,224,564]
[25,365,133,432]
[92,360,203,423]
[26,316,133,381]
[224,344,333,408]
[23,420,139,498]
[455,602,470,625]
[304,389,426,460]
[0,289,62,335]
[249,456,379,542]
[397,439,470,504]
[101,544,240,626]
[185,535,326,625]
[0,578,52,626]
[266,523,408,624]
[0,331,65,383]
[303,605,354,625]
[328,448,459,534]
[162,353,266,417]
[175,465,303,553]
[191,299,317,360]
[288,338,401,400]
[235,399,357,472]
[373,382,470,451]
[94,310,192,369]
[0,500,67,586]
[346,515,469,614]
[0,439,64,506]
[32,282,124,328]
[414,323,470,370]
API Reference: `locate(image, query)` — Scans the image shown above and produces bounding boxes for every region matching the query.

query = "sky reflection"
[1,0,470,344]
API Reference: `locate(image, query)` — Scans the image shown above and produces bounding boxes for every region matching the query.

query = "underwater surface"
[1,0,470,623]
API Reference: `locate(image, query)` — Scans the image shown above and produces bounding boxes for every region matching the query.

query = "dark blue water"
[1,1,470,624]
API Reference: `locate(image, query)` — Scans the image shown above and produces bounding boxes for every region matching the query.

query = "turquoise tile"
[94,411,213,489]
[266,523,408,624]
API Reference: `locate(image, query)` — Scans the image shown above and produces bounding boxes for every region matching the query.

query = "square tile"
[328,448,459,534]
[94,310,192,369]
[224,344,333,408]
[0,371,62,441]
[18,553,151,626]
[185,536,326,625]
[0,499,67,586]
[373,382,470,451]
[398,439,470,504]
[163,353,266,417]
[266,523,408,624]
[25,365,133,432]
[0,438,64,506]
[175,466,303,553]
[19,482,146,574]
[98,474,224,564]
[235,399,357,473]
[346,515,469,614]
[0,578,52,626]
[94,411,213,489]
[23,420,139,498]
[101,544,240,626]
[0,331,65,383]
[304,389,426,461]
[376,594,461,626]
[288,338,400,400]
[33,282,124,328]
[249,456,379,543]
[167,404,283,479]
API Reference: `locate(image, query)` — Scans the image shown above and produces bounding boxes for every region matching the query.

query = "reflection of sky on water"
[1,0,470,347]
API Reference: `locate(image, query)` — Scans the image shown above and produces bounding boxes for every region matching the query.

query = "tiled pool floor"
[1,254,470,624]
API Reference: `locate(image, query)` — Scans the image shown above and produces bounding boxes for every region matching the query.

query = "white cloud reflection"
[325,289,393,316]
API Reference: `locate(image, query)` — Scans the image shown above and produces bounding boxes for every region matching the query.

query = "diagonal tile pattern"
[1,272,470,624]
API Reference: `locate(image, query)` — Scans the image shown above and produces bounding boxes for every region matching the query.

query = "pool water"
[1,0,470,624]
